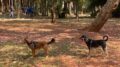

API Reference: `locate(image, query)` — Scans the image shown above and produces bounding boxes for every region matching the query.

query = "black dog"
[80,35,108,56]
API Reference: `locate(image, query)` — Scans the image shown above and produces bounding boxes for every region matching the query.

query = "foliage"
[112,4,120,18]
[1,0,120,18]
[86,0,107,17]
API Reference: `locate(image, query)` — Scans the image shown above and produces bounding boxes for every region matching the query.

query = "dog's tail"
[103,35,108,41]
[47,38,55,45]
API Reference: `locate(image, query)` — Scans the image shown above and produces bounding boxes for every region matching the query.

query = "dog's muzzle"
[80,37,84,41]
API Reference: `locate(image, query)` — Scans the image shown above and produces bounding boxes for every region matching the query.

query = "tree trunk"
[75,1,79,20]
[51,0,56,23]
[9,0,14,17]
[17,0,21,18]
[51,7,55,23]
[86,0,120,32]
[41,0,47,16]
[1,0,9,14]
[68,1,73,16]
[1,0,4,14]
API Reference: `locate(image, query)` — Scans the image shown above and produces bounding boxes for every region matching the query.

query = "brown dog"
[24,37,55,57]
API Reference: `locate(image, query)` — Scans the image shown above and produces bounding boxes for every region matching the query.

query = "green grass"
[0,41,84,67]
[0,42,37,67]
[0,41,117,67]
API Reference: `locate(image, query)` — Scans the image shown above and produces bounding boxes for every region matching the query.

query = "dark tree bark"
[1,0,4,13]
[1,0,9,14]
[51,6,55,23]
[50,0,56,23]
[85,0,120,32]
[41,0,47,16]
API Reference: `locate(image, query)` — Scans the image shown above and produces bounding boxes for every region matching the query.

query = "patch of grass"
[0,64,4,67]
[0,41,79,67]
[0,41,67,67]
[1,40,119,67]
[0,42,33,66]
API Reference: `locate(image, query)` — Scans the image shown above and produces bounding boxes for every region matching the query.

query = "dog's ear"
[82,34,88,38]
[82,32,88,36]
[81,34,89,41]
[23,35,29,42]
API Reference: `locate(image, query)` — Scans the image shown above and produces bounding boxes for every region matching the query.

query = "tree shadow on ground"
[0,19,120,67]
[48,38,88,58]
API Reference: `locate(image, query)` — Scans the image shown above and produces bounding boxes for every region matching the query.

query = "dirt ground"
[0,18,120,67]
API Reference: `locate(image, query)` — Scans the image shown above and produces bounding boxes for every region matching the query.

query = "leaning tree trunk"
[85,0,120,32]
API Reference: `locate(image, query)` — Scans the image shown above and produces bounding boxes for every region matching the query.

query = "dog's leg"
[100,47,104,55]
[43,46,48,58]
[32,49,36,57]
[102,46,108,57]
[105,46,108,57]
[88,48,91,58]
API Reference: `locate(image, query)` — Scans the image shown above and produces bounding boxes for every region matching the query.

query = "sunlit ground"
[0,18,120,67]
